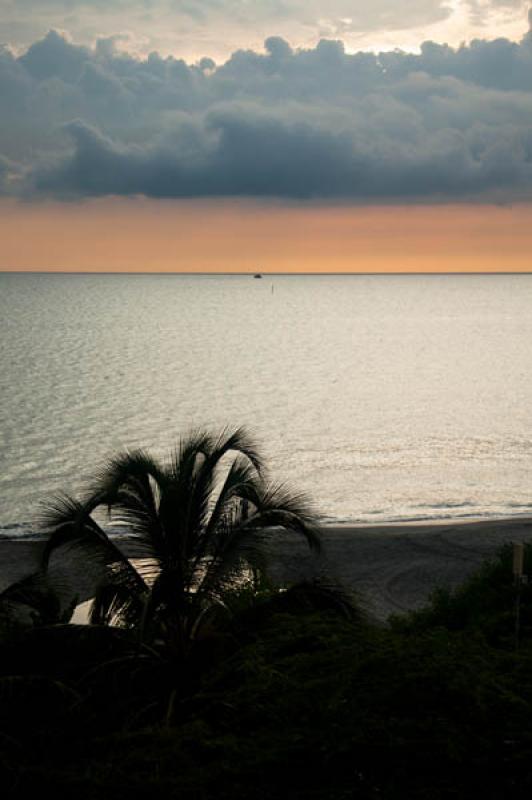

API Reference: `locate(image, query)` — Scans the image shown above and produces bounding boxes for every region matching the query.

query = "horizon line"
[1,270,532,277]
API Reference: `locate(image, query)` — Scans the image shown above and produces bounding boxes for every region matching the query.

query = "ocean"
[1,272,532,537]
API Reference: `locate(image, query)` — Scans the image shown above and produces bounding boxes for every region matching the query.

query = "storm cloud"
[3,23,532,202]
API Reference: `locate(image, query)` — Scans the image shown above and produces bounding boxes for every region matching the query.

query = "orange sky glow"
[1,198,531,273]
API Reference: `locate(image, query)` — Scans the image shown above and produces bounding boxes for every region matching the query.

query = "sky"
[1,0,532,272]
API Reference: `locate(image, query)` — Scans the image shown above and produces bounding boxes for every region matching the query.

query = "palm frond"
[230,481,322,553]
[0,570,48,604]
[186,456,260,587]
[204,455,259,535]
[88,450,167,560]
[192,518,269,613]
[89,565,148,628]
[176,428,263,568]
[210,427,264,473]
[0,570,67,625]
[92,449,166,501]
[190,478,321,621]
[40,492,148,604]
[147,431,214,564]
[40,493,103,564]
[189,428,264,521]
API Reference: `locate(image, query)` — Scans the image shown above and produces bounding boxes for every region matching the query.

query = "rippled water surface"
[1,272,532,534]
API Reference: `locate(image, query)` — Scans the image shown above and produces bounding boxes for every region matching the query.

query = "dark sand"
[2,517,532,620]
[265,517,532,618]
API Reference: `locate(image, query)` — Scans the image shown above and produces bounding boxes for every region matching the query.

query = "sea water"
[1,272,532,536]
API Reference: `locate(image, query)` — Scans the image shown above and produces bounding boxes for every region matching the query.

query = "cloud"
[0,153,24,196]
[0,155,11,190]
[468,0,527,26]
[0,0,454,45]
[3,23,532,202]
[1,1,529,60]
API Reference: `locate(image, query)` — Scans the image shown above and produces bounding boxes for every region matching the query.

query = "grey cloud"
[33,101,532,201]
[20,29,90,79]
[3,25,532,202]
[35,112,357,198]
[0,155,11,191]
[0,152,24,195]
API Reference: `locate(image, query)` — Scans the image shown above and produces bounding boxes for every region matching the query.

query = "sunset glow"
[2,3,532,273]
[1,199,531,273]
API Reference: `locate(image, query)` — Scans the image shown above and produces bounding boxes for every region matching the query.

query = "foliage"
[4,604,532,799]
[3,438,532,796]
[0,569,76,643]
[40,428,321,656]
[393,543,532,647]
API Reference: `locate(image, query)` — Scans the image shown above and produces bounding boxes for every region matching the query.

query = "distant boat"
[254,273,262,279]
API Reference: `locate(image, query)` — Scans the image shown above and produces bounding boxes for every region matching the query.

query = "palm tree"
[41,428,321,658]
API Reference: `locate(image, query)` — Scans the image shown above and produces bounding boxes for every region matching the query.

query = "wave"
[2,506,532,542]
[0,521,135,542]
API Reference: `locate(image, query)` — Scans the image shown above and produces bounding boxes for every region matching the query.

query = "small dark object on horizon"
[254,273,262,279]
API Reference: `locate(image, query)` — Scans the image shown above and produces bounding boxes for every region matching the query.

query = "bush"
[393,543,532,647]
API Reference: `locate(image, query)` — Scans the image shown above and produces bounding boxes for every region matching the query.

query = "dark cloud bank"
[3,22,532,202]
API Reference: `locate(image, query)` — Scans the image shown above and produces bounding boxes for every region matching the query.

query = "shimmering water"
[1,272,532,536]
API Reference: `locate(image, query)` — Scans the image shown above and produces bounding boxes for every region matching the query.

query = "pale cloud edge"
[2,13,532,203]
[1,1,530,59]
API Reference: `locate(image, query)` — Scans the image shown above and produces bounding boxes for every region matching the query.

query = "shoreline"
[3,512,532,540]
[2,516,532,620]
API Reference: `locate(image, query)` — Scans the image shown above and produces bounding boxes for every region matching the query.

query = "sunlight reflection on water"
[1,272,532,532]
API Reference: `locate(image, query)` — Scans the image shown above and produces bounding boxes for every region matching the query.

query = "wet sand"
[2,517,532,620]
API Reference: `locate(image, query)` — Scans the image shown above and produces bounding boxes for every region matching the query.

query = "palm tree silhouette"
[41,428,321,657]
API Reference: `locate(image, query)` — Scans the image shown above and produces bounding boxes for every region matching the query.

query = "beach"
[3,516,532,620]
[268,517,532,618]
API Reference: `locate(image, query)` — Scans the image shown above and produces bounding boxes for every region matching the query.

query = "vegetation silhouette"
[2,484,532,796]
[40,428,322,658]
[4,432,532,796]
